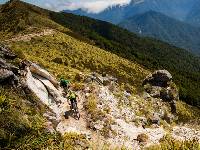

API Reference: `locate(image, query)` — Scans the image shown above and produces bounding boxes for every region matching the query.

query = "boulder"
[0,46,17,59]
[0,58,19,74]
[150,113,161,125]
[29,63,59,87]
[137,133,149,143]
[33,74,63,103]
[0,58,9,69]
[0,69,14,82]
[26,69,50,106]
[149,86,162,98]
[4,52,17,59]
[143,70,178,114]
[0,58,19,85]
[160,87,179,101]
[143,70,172,87]
[85,73,103,84]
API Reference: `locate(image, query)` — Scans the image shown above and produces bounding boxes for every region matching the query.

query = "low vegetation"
[176,101,200,125]
[0,86,62,149]
[10,32,149,90]
[63,132,89,149]
[146,135,200,150]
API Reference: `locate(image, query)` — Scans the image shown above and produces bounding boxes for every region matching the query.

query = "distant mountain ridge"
[65,0,199,25]
[65,0,200,55]
[119,10,200,55]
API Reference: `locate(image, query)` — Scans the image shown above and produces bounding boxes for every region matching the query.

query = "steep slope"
[119,11,200,55]
[1,0,200,107]
[50,13,200,107]
[0,1,200,149]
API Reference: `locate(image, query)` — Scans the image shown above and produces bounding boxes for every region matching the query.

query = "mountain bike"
[71,101,80,120]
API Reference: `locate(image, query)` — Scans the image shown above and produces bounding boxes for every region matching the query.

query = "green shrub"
[137,133,149,143]
[63,132,89,150]
[146,135,200,150]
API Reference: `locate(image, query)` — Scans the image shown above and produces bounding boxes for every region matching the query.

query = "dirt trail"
[5,29,54,42]
[56,91,91,135]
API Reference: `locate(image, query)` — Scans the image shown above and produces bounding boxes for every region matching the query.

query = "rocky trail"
[4,29,54,42]
[56,91,91,136]
[25,62,91,136]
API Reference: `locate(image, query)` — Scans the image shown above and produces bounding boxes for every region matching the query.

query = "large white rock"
[26,68,50,106]
[26,68,66,120]
[29,63,59,87]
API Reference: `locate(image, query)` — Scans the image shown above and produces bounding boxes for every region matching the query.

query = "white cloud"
[24,0,132,13]
[65,0,132,13]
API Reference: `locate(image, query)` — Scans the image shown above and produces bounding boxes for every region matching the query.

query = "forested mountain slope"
[119,11,200,55]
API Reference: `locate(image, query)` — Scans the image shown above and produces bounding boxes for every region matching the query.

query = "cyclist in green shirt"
[68,91,78,111]
[60,77,70,93]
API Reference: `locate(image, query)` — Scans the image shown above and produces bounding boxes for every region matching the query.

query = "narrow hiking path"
[4,29,54,42]
[56,91,91,135]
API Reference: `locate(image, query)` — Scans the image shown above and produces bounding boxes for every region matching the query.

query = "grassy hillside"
[1,0,200,107]
[11,32,149,90]
[0,85,63,149]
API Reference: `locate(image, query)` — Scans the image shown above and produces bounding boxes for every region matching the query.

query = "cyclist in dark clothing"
[60,77,70,93]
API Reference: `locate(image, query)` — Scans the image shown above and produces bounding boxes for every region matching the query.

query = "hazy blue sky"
[0,0,132,13]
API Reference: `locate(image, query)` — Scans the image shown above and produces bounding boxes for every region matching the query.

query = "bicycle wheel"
[73,103,80,120]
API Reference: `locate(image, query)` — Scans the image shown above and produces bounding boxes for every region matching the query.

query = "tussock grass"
[0,86,57,149]
[146,134,200,150]
[10,32,149,91]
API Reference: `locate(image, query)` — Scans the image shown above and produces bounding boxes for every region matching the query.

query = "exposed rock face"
[143,70,172,87]
[85,72,118,86]
[26,64,65,117]
[0,46,17,60]
[143,70,178,114]
[0,69,15,82]
[0,58,18,85]
[29,63,59,87]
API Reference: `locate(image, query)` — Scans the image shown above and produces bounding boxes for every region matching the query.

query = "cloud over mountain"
[17,0,131,13]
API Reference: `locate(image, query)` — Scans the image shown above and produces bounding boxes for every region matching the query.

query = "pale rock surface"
[172,126,200,141]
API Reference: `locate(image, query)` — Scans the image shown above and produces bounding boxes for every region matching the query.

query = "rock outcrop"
[143,70,178,114]
[0,46,19,85]
[26,63,65,118]
[0,46,17,60]
[143,70,172,87]
[29,63,59,87]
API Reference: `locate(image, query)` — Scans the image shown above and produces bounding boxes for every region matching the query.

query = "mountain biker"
[60,77,70,93]
[68,91,78,111]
